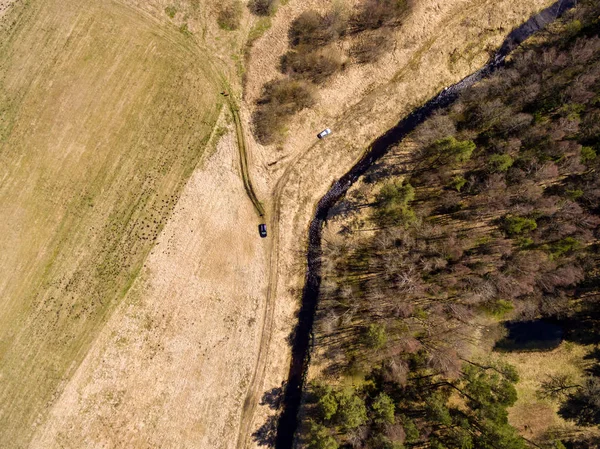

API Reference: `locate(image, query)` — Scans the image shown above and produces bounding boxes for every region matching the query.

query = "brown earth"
[0,0,561,448]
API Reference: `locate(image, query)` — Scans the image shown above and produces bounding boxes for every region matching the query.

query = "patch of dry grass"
[0,0,220,446]
[500,342,591,440]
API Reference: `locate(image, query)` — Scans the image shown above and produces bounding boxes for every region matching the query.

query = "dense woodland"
[297,3,600,449]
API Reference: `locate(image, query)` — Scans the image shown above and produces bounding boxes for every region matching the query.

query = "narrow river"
[274,1,577,447]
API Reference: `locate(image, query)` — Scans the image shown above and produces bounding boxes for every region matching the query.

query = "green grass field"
[0,0,221,446]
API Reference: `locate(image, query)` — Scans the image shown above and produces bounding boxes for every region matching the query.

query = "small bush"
[179,23,191,35]
[582,146,597,163]
[449,176,467,192]
[425,137,476,167]
[374,181,416,225]
[550,237,581,258]
[289,10,347,49]
[566,188,584,200]
[253,79,316,145]
[483,299,514,319]
[363,323,387,349]
[165,5,177,18]
[349,28,394,63]
[248,0,278,16]
[281,48,343,84]
[217,1,243,30]
[351,0,410,33]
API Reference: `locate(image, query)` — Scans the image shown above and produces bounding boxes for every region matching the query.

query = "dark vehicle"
[258,224,267,238]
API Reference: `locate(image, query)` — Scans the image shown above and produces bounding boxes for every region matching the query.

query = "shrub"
[566,188,584,200]
[425,137,476,167]
[351,0,410,32]
[281,48,343,83]
[550,237,581,258]
[217,1,243,30]
[349,28,394,63]
[449,176,467,192]
[503,215,537,235]
[165,5,177,18]
[483,299,514,319]
[289,10,347,49]
[374,181,416,225]
[253,79,316,145]
[377,181,414,207]
[179,23,192,35]
[248,0,278,16]
[489,153,514,172]
[517,237,534,249]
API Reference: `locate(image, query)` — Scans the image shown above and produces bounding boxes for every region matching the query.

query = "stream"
[274,1,578,447]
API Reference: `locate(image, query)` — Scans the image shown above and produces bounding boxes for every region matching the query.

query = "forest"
[299,2,600,448]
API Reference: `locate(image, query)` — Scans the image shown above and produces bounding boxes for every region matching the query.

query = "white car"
[317,128,332,139]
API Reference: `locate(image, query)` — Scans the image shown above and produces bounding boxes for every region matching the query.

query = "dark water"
[495,320,564,352]
[274,1,578,447]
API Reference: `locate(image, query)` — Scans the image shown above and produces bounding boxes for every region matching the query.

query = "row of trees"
[299,2,600,448]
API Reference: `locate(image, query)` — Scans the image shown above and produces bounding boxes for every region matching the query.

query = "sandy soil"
[13,0,559,448]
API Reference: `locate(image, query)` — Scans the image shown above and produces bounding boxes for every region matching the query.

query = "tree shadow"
[252,383,290,447]
[260,384,285,410]
[561,284,600,346]
[252,413,279,448]
[584,347,600,377]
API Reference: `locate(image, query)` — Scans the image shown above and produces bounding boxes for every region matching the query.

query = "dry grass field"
[0,0,220,446]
